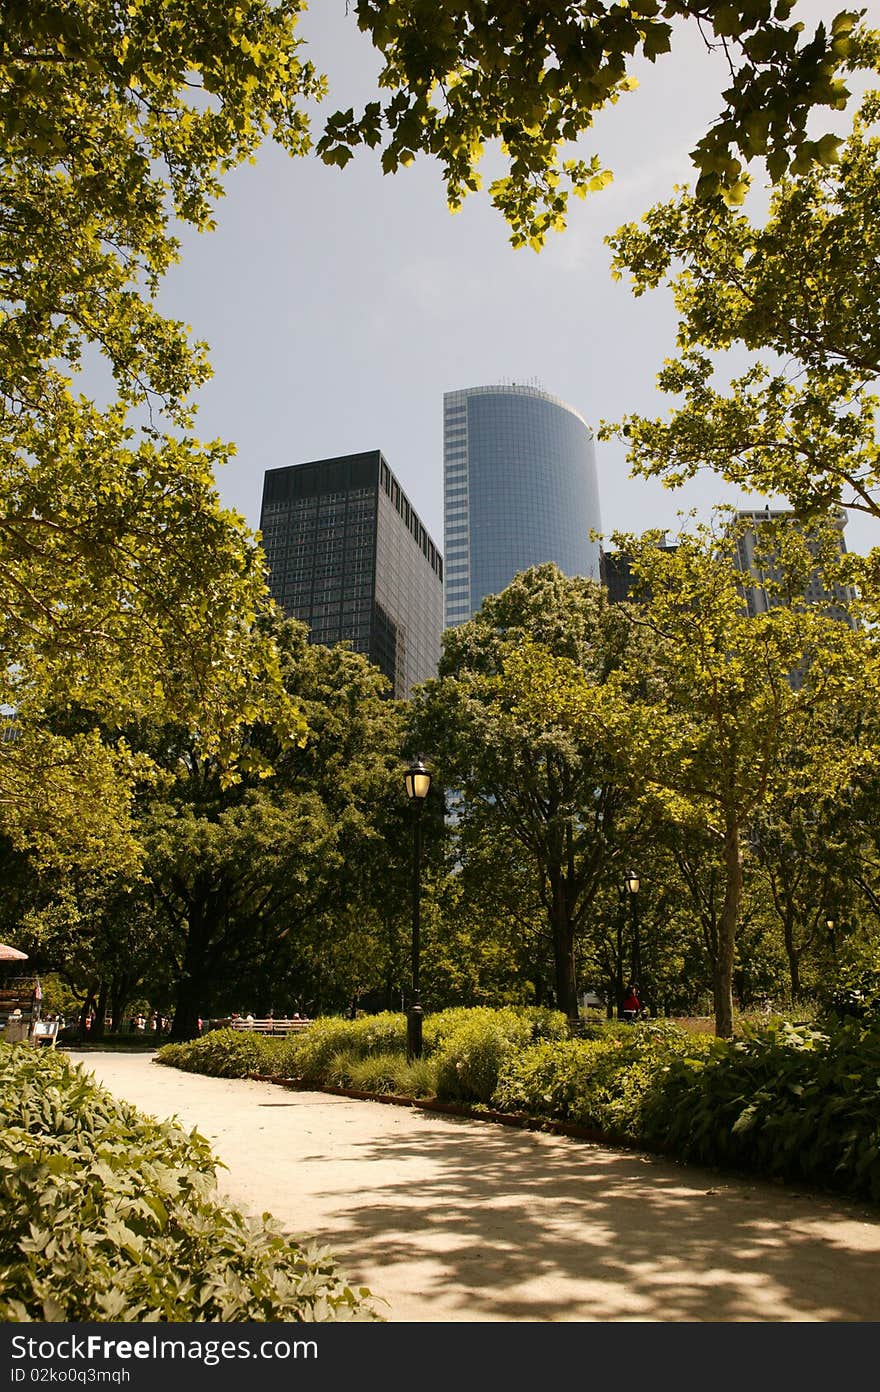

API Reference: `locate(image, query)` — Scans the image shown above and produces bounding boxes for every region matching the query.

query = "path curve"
[70,1048,880,1323]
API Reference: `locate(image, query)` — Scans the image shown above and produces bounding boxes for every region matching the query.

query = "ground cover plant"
[640,1018,880,1201]
[0,1041,379,1321]
[155,1007,880,1203]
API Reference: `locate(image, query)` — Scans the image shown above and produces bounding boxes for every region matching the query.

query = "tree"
[410,565,646,1023]
[138,621,407,1038]
[1,2,321,860]
[319,1,872,247]
[432,816,557,1008]
[604,94,880,581]
[609,520,873,1034]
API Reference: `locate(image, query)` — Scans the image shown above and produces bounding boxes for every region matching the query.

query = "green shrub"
[642,1018,880,1201]
[156,1029,281,1078]
[265,1031,311,1079]
[323,1050,357,1087]
[284,1013,407,1084]
[345,1052,437,1097]
[493,1037,619,1122]
[822,963,880,1024]
[0,1042,380,1321]
[494,1020,710,1139]
[424,1004,568,1057]
[433,1007,566,1104]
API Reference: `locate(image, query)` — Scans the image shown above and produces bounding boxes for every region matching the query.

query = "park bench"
[0,979,38,1022]
[229,1017,311,1035]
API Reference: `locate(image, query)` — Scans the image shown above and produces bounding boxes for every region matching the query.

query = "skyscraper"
[260,450,443,698]
[733,507,858,626]
[443,383,602,627]
[600,536,676,603]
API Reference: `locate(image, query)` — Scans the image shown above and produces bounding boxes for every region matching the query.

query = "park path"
[70,1048,880,1323]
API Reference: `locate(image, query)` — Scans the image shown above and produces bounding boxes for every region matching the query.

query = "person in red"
[621,982,641,1023]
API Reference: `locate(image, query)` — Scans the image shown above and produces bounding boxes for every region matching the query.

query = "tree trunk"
[170,974,202,1041]
[91,980,109,1041]
[549,872,578,1023]
[170,907,209,1041]
[715,820,742,1038]
[110,983,127,1037]
[783,914,802,1000]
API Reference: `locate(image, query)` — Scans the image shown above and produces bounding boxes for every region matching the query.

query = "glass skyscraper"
[260,451,443,698]
[443,384,602,627]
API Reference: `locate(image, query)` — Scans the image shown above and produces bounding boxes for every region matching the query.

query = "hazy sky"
[156,1,880,561]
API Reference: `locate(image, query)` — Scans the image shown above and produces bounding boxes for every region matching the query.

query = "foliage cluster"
[428,1005,570,1104]
[153,1028,280,1079]
[0,1,321,863]
[156,1006,569,1105]
[277,1011,408,1083]
[821,962,880,1023]
[641,1020,880,1201]
[0,1042,379,1321]
[320,1,869,246]
[494,1020,712,1139]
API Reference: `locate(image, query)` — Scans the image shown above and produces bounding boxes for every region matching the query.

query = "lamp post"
[403,758,432,1060]
[825,915,837,961]
[625,869,641,992]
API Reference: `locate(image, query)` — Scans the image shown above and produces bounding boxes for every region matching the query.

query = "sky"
[156,1,880,563]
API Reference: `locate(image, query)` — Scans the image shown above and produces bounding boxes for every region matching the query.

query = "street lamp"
[625,869,641,991]
[825,915,837,960]
[403,758,432,1060]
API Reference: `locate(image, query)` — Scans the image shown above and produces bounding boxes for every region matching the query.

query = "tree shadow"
[285,1112,880,1322]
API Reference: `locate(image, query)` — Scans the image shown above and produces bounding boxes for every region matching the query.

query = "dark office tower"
[600,535,676,603]
[599,547,636,604]
[444,383,602,627]
[260,451,443,698]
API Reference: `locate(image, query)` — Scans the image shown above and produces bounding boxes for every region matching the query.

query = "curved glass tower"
[443,383,602,627]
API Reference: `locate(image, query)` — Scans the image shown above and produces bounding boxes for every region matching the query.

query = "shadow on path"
[72,1050,880,1323]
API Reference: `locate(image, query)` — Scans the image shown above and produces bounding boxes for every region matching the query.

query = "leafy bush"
[0,1042,380,1321]
[345,1052,436,1097]
[494,1021,711,1139]
[433,1006,567,1104]
[156,1028,282,1078]
[641,1019,880,1201]
[822,963,880,1024]
[282,1013,407,1084]
[424,1004,568,1057]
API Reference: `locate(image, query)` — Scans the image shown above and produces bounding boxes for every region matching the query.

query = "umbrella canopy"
[0,943,28,961]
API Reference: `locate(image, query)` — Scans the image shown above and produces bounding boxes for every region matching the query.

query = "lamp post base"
[407,1004,423,1062]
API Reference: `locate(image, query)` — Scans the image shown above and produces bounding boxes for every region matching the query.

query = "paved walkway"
[70,1048,880,1323]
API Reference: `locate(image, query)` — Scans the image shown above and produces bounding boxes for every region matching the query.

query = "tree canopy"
[516,521,874,1033]
[0,1,322,859]
[411,565,647,1022]
[319,1,872,247]
[603,93,880,600]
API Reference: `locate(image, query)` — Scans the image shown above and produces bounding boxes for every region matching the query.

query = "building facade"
[600,536,676,603]
[733,508,858,626]
[443,384,602,627]
[260,450,443,698]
